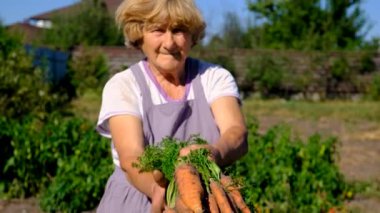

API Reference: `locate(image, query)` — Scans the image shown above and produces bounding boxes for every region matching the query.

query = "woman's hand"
[179,144,222,165]
[150,170,168,213]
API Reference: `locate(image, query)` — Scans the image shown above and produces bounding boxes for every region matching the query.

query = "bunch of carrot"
[133,137,251,213]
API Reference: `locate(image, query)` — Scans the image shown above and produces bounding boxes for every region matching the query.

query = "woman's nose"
[162,31,176,50]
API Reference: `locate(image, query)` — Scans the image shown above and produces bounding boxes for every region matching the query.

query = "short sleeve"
[96,71,141,138]
[200,63,241,104]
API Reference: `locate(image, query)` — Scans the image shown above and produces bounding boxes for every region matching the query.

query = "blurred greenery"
[227,119,349,212]
[68,46,109,97]
[37,0,123,50]
[243,98,380,123]
[0,25,72,119]
[245,0,374,50]
[1,0,380,211]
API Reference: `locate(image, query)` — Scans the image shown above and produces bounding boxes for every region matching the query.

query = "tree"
[0,22,22,58]
[246,0,371,50]
[207,12,250,49]
[221,12,247,48]
[0,24,70,119]
[39,0,123,50]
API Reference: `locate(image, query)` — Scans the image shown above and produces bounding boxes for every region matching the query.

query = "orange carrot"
[208,193,220,213]
[175,164,204,213]
[210,180,233,213]
[163,208,176,213]
[220,175,251,213]
[174,196,193,213]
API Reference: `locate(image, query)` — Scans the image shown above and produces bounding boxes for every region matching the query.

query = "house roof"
[7,22,43,43]
[104,0,123,16]
[29,4,81,21]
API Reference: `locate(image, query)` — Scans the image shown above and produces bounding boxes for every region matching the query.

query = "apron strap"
[130,63,153,109]
[189,58,211,110]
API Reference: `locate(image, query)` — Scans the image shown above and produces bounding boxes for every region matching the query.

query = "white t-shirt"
[96,59,240,166]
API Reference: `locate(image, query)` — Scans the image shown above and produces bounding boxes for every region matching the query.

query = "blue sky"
[0,0,379,41]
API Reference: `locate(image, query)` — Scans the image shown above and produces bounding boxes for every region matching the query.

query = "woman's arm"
[210,96,248,166]
[109,115,165,211]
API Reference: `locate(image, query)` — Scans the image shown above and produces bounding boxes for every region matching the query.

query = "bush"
[39,121,113,212]
[68,46,109,96]
[227,117,349,212]
[0,114,112,211]
[246,54,285,97]
[358,52,377,74]
[366,73,380,100]
[0,24,22,59]
[38,0,123,50]
[329,56,352,81]
[203,55,237,77]
[0,28,71,119]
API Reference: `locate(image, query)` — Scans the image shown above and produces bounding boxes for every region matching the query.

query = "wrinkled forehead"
[144,3,194,30]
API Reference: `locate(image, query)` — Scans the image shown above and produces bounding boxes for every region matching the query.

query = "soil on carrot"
[1,115,379,213]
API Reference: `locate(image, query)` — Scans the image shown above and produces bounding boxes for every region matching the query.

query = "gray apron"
[97,58,220,212]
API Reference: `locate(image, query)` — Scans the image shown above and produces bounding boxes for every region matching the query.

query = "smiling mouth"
[160,52,181,59]
[161,52,178,55]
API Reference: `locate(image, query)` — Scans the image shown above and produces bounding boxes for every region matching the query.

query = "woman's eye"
[152,29,162,33]
[149,27,165,33]
[172,28,185,34]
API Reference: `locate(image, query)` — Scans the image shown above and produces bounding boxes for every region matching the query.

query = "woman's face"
[141,23,193,74]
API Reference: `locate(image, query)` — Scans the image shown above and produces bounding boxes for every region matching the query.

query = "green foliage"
[68,46,109,96]
[221,12,246,48]
[0,34,70,119]
[38,0,123,50]
[133,136,208,182]
[39,124,112,212]
[0,114,112,211]
[330,56,352,81]
[227,118,349,212]
[202,55,236,77]
[246,54,285,96]
[366,73,380,100]
[358,52,377,74]
[0,24,22,59]
[246,0,370,50]
[183,149,221,190]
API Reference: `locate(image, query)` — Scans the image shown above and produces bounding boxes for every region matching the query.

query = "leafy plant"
[246,0,370,50]
[68,46,109,96]
[38,0,123,50]
[246,54,285,97]
[366,73,380,100]
[358,52,376,74]
[0,40,70,119]
[330,56,352,81]
[226,118,349,212]
[0,114,112,211]
[39,126,112,212]
[204,55,237,77]
[0,23,22,59]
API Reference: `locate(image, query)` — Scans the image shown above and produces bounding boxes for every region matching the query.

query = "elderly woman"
[95,0,248,212]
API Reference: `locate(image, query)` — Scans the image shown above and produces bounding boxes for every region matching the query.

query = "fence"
[25,45,70,83]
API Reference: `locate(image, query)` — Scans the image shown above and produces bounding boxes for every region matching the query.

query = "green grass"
[350,180,380,200]
[70,92,380,124]
[69,89,102,122]
[242,98,380,123]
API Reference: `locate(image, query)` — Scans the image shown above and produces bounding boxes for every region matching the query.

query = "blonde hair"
[115,0,206,49]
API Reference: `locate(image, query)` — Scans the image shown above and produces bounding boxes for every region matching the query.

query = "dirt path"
[1,115,379,212]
